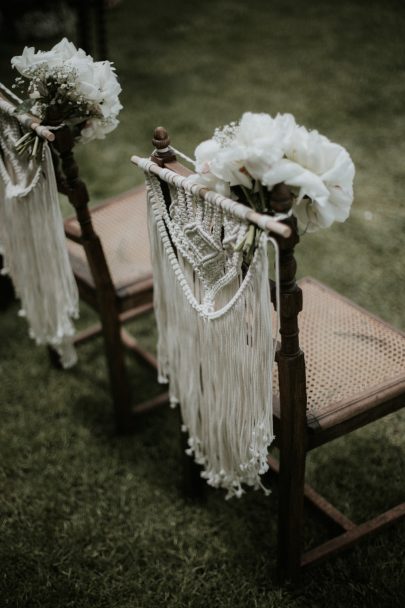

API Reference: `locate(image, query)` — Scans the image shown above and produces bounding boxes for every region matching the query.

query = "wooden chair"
[72,0,108,60]
[0,87,165,432]
[145,128,405,581]
[48,117,169,433]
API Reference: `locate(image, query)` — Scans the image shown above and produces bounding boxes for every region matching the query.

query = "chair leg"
[181,430,205,501]
[77,232,133,433]
[99,310,133,433]
[94,0,108,59]
[48,346,63,369]
[277,441,306,581]
[0,256,15,310]
[76,0,92,55]
[276,352,307,582]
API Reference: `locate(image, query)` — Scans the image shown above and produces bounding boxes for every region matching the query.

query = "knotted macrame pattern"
[144,167,275,498]
[0,101,78,367]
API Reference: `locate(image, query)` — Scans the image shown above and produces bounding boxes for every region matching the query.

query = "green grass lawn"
[1,1,404,606]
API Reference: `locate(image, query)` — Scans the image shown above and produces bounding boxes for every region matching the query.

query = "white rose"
[66,55,103,102]
[11,38,83,75]
[235,112,297,181]
[11,46,62,74]
[210,145,252,188]
[194,139,221,174]
[93,62,122,117]
[192,139,231,195]
[283,126,355,230]
[50,38,79,61]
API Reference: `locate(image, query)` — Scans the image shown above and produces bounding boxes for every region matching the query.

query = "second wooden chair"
[49,119,167,432]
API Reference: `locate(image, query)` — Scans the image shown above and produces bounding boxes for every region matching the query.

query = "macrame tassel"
[0,109,78,368]
[146,174,275,499]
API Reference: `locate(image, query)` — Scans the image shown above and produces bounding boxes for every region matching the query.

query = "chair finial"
[151,126,176,166]
[152,126,170,150]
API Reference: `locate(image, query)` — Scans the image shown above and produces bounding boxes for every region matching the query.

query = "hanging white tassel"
[146,173,275,498]
[0,107,78,368]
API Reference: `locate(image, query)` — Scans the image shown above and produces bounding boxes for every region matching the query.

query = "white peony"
[67,54,104,102]
[192,112,355,232]
[51,38,79,60]
[191,140,231,197]
[11,38,78,74]
[233,112,297,182]
[262,126,355,230]
[93,61,122,117]
[11,46,59,73]
[11,38,122,144]
[195,112,298,190]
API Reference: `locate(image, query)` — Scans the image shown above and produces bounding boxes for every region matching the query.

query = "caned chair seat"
[273,278,405,444]
[65,185,153,302]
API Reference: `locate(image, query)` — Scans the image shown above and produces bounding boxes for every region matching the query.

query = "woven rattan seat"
[273,278,405,435]
[65,186,153,299]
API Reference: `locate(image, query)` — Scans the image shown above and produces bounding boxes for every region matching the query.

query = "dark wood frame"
[48,119,167,433]
[268,205,405,579]
[151,127,405,582]
[75,0,108,60]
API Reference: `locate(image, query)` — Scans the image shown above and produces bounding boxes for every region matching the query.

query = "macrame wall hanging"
[0,89,78,368]
[135,158,280,499]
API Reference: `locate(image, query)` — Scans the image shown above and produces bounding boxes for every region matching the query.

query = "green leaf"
[14,99,37,115]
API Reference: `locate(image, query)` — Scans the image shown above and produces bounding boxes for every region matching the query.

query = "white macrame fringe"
[0,101,79,368]
[145,173,275,499]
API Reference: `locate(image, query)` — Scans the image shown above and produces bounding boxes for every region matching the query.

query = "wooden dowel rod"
[131,155,291,238]
[0,93,55,142]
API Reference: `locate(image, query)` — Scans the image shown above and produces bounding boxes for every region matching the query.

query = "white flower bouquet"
[192,112,355,248]
[10,38,122,153]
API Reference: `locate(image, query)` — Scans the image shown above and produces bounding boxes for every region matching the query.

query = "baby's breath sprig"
[213,121,239,147]
[12,64,103,156]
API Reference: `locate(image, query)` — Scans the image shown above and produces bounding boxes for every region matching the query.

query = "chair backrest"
[40,104,117,302]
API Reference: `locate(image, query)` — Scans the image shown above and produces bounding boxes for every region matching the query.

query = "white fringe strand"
[0,101,78,367]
